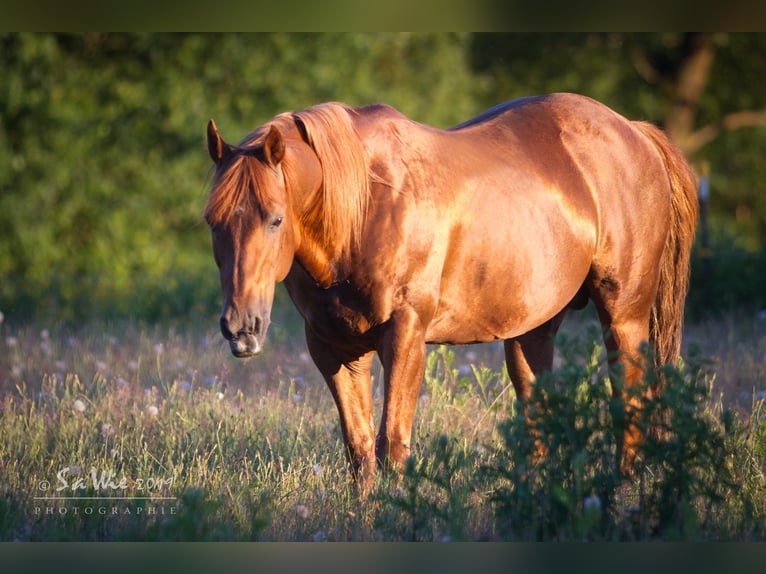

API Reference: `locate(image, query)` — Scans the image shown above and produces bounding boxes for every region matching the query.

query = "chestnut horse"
[205,93,698,488]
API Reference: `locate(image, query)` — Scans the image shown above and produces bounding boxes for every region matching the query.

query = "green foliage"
[0,33,479,323]
[487,336,765,541]
[373,435,475,541]
[1,33,766,322]
[687,224,766,317]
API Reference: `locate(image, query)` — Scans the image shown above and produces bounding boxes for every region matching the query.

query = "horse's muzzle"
[220,314,266,358]
[228,333,262,358]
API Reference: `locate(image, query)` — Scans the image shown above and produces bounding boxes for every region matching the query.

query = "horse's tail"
[633,121,699,368]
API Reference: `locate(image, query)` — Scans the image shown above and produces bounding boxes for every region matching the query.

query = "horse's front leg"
[305,326,377,489]
[375,307,427,470]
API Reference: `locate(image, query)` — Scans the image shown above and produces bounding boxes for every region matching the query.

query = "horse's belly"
[425,302,539,344]
[425,247,592,345]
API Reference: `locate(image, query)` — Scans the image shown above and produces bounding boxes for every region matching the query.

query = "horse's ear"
[263,125,285,166]
[207,119,233,164]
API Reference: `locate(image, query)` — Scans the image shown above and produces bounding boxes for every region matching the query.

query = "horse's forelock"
[204,150,274,227]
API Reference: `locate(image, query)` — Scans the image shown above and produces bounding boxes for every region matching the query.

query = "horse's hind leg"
[503,312,567,465]
[504,311,567,399]
[588,273,657,474]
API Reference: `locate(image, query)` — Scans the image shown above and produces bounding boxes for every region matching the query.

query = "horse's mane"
[292,102,370,257]
[205,102,370,260]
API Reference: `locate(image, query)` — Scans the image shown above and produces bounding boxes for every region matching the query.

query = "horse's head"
[205,119,308,357]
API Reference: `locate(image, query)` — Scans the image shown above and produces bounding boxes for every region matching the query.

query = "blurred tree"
[0,33,764,323]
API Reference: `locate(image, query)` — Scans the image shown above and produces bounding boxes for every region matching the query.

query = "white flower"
[6,336,18,348]
[215,392,225,401]
[295,504,310,519]
[73,399,86,413]
[146,405,159,417]
[100,423,115,438]
[312,463,323,477]
[584,494,602,513]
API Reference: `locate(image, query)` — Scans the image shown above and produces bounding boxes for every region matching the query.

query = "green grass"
[0,313,764,541]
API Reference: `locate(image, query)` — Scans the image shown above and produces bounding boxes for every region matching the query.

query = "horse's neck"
[293,225,343,288]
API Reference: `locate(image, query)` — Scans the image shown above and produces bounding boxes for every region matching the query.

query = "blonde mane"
[292,102,370,257]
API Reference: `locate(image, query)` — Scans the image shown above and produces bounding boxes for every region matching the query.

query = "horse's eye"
[270,216,284,229]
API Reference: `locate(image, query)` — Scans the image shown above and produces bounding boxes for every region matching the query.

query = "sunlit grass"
[0,310,764,540]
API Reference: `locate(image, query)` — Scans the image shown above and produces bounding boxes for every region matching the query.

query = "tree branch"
[684,109,766,154]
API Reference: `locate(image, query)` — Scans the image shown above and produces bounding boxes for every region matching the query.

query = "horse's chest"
[288,280,385,345]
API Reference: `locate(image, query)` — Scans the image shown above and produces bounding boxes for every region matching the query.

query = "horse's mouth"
[229,333,262,358]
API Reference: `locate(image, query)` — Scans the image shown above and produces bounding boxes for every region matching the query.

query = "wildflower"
[292,393,304,404]
[312,463,323,477]
[153,343,164,355]
[40,329,49,341]
[584,494,602,513]
[215,392,224,401]
[146,405,159,417]
[70,466,83,477]
[73,399,86,413]
[295,504,310,519]
[100,423,115,438]
[6,336,18,348]
[178,380,192,392]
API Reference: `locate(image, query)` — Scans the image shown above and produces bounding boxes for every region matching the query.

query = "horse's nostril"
[220,316,234,340]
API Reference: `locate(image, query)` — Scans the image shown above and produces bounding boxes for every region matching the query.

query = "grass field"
[1,305,765,541]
